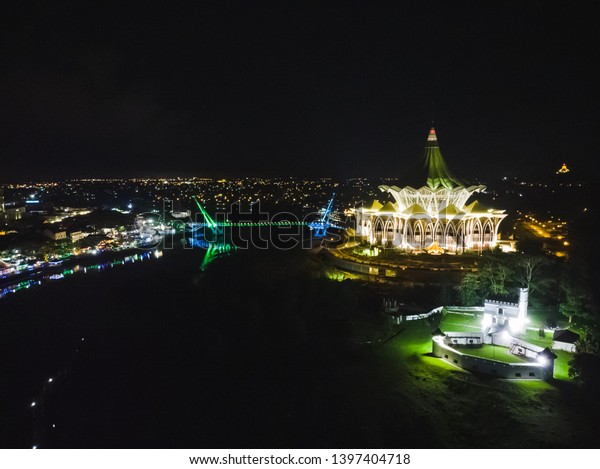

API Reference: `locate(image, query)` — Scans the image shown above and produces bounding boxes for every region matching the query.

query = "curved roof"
[423,128,466,190]
[396,127,468,190]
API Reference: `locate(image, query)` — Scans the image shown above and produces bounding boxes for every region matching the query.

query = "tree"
[559,283,592,324]
[516,255,550,296]
[479,259,513,297]
[575,328,600,354]
[457,273,481,306]
[568,351,600,394]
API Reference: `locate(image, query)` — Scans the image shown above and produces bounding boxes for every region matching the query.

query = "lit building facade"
[352,128,507,253]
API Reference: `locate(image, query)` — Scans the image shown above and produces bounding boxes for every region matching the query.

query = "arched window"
[374,217,385,245]
[425,222,434,246]
[384,218,394,244]
[413,221,423,249]
[435,222,444,245]
[483,219,494,247]
[405,222,413,248]
[446,223,456,251]
[472,220,482,243]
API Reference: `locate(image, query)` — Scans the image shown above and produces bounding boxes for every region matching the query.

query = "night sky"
[1,1,598,182]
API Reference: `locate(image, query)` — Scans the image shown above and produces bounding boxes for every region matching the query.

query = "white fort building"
[352,128,507,253]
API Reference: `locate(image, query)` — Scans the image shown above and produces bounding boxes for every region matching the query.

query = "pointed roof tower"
[424,127,465,190]
[393,127,468,190]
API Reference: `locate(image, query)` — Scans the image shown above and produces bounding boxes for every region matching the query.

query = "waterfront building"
[352,128,507,253]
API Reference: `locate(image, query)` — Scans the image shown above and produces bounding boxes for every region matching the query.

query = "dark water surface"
[0,246,208,447]
[1,244,378,448]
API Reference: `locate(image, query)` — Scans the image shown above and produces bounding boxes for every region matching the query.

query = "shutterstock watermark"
[134,199,348,251]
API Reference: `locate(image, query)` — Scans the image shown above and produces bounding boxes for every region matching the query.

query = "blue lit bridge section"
[306,193,342,238]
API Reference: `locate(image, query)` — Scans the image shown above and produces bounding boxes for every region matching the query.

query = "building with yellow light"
[351,128,507,253]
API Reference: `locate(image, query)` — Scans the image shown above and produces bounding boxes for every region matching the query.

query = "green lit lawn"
[457,344,528,363]
[386,320,461,372]
[439,311,482,332]
[391,320,437,358]
[553,350,572,381]
[371,321,588,447]
[439,313,573,380]
[527,306,563,329]
[521,328,553,348]
[390,318,572,377]
[517,330,572,381]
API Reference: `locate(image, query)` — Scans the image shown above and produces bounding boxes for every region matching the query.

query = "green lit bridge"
[186,195,341,270]
[187,195,339,236]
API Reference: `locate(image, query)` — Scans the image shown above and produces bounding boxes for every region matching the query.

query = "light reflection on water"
[0,250,164,300]
[188,237,236,271]
[2,234,239,301]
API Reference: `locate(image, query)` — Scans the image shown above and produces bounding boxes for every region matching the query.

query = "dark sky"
[1,1,598,181]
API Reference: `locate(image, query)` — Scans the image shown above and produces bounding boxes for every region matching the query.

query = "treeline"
[563,209,600,394]
[457,210,600,394]
[459,252,550,304]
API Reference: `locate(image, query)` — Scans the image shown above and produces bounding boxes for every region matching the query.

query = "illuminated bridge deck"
[188,221,309,227]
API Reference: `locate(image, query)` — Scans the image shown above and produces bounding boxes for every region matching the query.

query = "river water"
[0,242,215,448]
[1,231,343,449]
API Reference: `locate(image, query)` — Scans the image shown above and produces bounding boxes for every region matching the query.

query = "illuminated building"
[352,128,507,253]
[69,231,89,242]
[481,288,528,335]
[556,162,570,174]
[44,228,67,241]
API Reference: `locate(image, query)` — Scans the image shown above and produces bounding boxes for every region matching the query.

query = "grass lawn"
[364,321,596,448]
[553,350,572,381]
[527,306,563,329]
[519,330,572,381]
[440,311,482,332]
[521,328,553,348]
[438,319,573,381]
[458,344,529,363]
[369,320,595,447]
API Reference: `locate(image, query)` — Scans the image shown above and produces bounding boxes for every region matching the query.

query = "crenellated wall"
[432,336,554,380]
